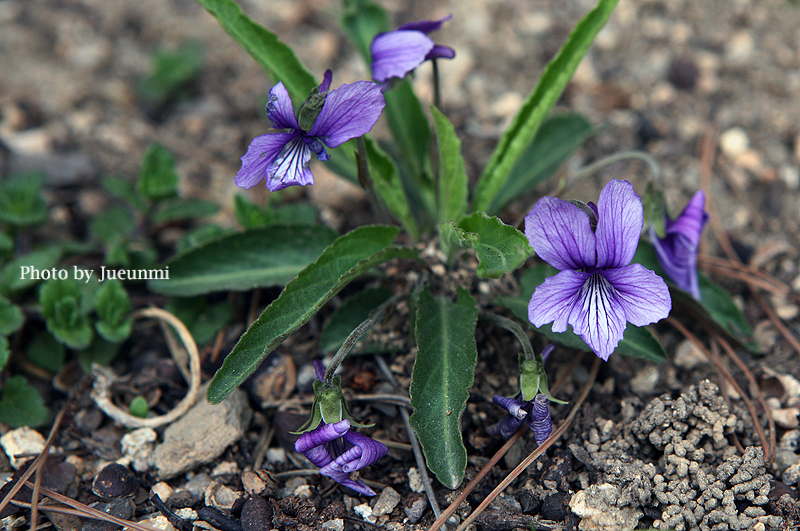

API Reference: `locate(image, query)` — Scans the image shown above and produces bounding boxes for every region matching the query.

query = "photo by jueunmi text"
[19,265,169,283]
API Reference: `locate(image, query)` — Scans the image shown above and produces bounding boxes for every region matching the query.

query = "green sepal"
[518,353,567,404]
[291,376,372,434]
[297,86,327,132]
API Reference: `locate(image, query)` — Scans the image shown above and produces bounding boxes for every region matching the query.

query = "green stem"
[324,294,399,387]
[480,312,536,363]
[432,59,442,110]
[567,150,662,186]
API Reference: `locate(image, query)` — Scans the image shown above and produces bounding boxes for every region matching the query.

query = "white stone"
[408,467,425,493]
[354,503,377,524]
[322,518,344,531]
[121,428,157,472]
[673,340,708,369]
[266,447,287,463]
[630,365,659,395]
[720,127,750,159]
[0,427,46,469]
[570,484,643,531]
[372,486,401,516]
[150,482,174,503]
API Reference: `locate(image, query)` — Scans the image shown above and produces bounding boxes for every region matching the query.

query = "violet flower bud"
[370,15,456,84]
[649,190,708,300]
[530,393,553,445]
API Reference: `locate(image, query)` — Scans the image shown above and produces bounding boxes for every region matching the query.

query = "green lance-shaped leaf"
[362,137,420,240]
[0,376,49,428]
[193,0,316,107]
[487,112,594,215]
[0,296,24,336]
[138,143,179,202]
[410,287,478,489]
[496,263,666,363]
[472,0,619,212]
[149,225,338,296]
[207,225,417,403]
[449,213,533,278]
[40,278,93,349]
[0,172,48,226]
[432,106,468,224]
[95,279,133,343]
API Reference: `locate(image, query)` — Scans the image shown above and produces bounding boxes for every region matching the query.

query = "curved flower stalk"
[293,360,388,496]
[525,179,671,361]
[235,70,385,191]
[649,190,708,300]
[370,15,456,84]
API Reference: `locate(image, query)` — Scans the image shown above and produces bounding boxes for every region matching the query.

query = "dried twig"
[714,333,776,462]
[667,317,771,460]
[427,351,584,531]
[374,355,447,529]
[449,356,601,531]
[91,307,201,429]
[27,483,162,531]
[0,406,69,518]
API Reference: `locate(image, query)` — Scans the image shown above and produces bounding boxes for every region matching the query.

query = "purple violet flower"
[294,419,388,496]
[370,15,456,84]
[491,393,552,445]
[525,179,672,361]
[235,70,385,191]
[649,190,708,300]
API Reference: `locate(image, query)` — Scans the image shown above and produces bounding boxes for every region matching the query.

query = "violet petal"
[340,430,389,472]
[595,179,643,270]
[370,30,435,83]
[307,81,385,148]
[490,414,527,439]
[651,190,707,299]
[318,69,333,93]
[234,132,297,189]
[492,395,528,420]
[600,264,671,326]
[397,14,453,34]
[294,420,350,454]
[266,136,313,191]
[530,393,552,445]
[568,272,627,361]
[265,82,299,130]
[425,44,456,61]
[528,269,590,333]
[524,197,596,272]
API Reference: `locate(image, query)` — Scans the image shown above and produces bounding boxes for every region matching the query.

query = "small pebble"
[321,518,344,531]
[120,428,157,473]
[783,463,800,486]
[720,127,750,159]
[354,503,377,524]
[407,467,424,493]
[0,427,47,469]
[404,496,428,524]
[371,486,401,516]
